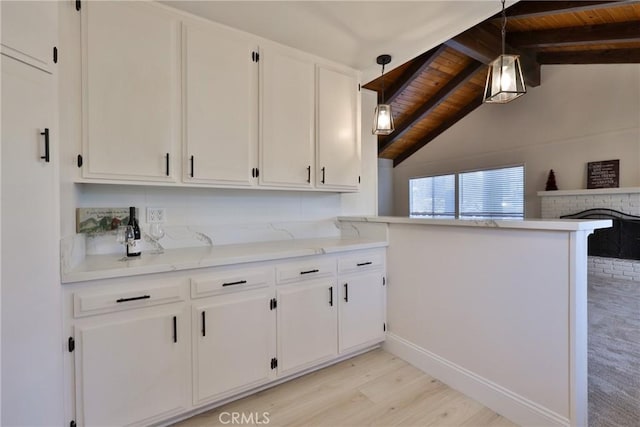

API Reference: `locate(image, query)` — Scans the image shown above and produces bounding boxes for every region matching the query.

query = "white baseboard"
[383,333,570,427]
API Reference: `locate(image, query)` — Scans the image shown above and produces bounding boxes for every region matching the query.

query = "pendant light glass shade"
[483,54,526,104]
[483,0,526,104]
[373,104,394,135]
[372,54,394,135]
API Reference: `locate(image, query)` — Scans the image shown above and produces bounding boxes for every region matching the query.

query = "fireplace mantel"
[538,187,640,197]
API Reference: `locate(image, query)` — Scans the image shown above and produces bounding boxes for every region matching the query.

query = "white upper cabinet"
[81,1,181,182]
[317,65,360,191]
[260,46,315,188]
[1,1,57,72]
[183,20,258,186]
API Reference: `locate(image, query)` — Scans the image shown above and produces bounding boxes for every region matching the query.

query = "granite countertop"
[62,237,388,284]
[339,216,612,231]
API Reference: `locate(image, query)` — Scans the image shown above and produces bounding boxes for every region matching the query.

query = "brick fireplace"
[540,187,640,281]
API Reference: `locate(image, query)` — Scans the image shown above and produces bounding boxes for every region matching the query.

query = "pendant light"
[483,0,526,104]
[372,54,394,135]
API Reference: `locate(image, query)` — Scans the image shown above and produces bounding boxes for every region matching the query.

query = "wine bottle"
[126,206,142,257]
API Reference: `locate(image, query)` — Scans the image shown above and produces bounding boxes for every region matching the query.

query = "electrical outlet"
[146,207,166,224]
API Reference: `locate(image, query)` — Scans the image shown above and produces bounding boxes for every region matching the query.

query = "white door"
[184,20,258,186]
[1,1,57,72]
[317,65,360,191]
[277,280,337,375]
[193,289,275,405]
[260,47,315,188]
[74,305,190,426]
[1,55,63,426]
[81,1,180,182]
[338,272,386,353]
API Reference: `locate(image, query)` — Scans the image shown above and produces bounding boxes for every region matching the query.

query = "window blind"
[458,166,524,219]
[409,174,455,218]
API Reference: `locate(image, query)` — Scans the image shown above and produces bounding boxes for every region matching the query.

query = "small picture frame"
[587,159,619,189]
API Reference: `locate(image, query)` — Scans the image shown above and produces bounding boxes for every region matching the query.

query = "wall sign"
[587,159,619,189]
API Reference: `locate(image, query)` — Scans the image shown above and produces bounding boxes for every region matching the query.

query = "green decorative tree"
[545,169,558,191]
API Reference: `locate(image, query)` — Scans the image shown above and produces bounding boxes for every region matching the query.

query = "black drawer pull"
[329,286,333,307]
[321,167,326,184]
[222,280,247,287]
[165,153,170,176]
[190,155,194,178]
[357,262,373,267]
[300,269,319,275]
[40,128,50,163]
[173,316,177,343]
[344,283,349,302]
[201,311,206,337]
[116,295,150,303]
[307,165,311,183]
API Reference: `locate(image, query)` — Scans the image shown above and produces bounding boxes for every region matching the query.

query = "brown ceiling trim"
[392,96,484,167]
[509,22,640,49]
[378,61,484,154]
[383,45,448,105]
[499,1,635,20]
[537,47,640,63]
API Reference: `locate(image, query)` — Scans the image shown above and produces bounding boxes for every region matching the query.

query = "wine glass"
[149,223,165,254]
[115,225,134,260]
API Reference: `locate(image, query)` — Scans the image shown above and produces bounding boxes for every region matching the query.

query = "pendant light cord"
[501,0,507,55]
[380,63,386,103]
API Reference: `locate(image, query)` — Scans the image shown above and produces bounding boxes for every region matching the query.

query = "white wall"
[59,2,377,240]
[392,64,640,218]
[378,158,394,216]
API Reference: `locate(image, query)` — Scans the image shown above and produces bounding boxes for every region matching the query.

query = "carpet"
[588,275,640,427]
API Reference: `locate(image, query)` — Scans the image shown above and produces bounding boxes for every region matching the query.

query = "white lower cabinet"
[276,279,338,375]
[193,289,276,405]
[74,303,190,426]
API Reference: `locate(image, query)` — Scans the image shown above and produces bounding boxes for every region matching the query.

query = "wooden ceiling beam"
[509,22,640,49]
[392,96,484,167]
[446,24,541,87]
[378,61,484,155]
[383,45,448,105]
[498,1,635,20]
[537,48,640,63]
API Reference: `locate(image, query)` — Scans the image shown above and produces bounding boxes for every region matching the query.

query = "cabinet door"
[317,65,360,191]
[81,1,180,182]
[184,20,258,186]
[74,305,189,426]
[1,56,63,426]
[1,1,56,72]
[193,289,275,405]
[277,280,337,375]
[260,47,315,188]
[338,272,386,353]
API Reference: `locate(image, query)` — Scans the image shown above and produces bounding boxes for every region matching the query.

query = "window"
[409,174,455,218]
[410,165,524,219]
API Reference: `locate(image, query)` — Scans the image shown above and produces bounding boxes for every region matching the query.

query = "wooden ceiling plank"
[392,96,484,167]
[537,47,640,63]
[501,1,637,20]
[383,45,448,104]
[509,21,640,48]
[378,61,484,154]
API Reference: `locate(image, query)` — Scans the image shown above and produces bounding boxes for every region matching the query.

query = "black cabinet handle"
[201,311,206,337]
[344,283,349,302]
[116,295,150,303]
[173,316,177,343]
[40,128,50,163]
[307,165,311,183]
[222,280,247,287]
[190,155,194,178]
[165,153,170,176]
[329,286,333,307]
[357,262,373,267]
[300,269,319,275]
[321,167,325,184]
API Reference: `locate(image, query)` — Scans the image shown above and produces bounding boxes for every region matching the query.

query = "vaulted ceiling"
[364,1,640,167]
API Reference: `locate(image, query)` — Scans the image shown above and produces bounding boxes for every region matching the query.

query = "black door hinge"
[70,420,77,427]
[269,298,277,310]
[77,154,83,168]
[53,47,58,64]
[270,357,278,369]
[358,84,361,91]
[75,0,81,11]
[68,337,75,353]
[251,51,260,63]
[383,323,386,332]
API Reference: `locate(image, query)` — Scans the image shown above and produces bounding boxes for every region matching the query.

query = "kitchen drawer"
[276,257,336,284]
[338,249,385,274]
[191,266,273,298]
[74,284,185,318]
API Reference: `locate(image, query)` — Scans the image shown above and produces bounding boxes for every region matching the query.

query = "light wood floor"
[173,349,517,427]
